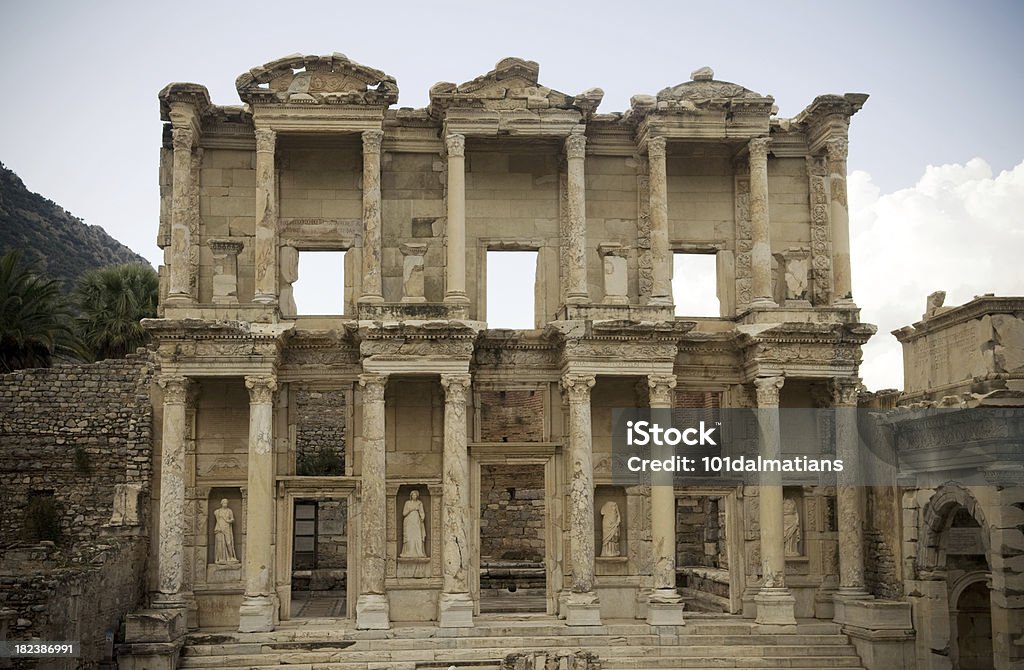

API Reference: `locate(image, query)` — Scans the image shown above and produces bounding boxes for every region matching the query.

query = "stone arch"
[918,482,991,574]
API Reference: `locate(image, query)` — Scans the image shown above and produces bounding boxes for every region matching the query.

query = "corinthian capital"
[748,137,771,164]
[826,137,849,162]
[159,375,190,405]
[359,373,387,403]
[829,377,861,407]
[171,127,194,152]
[362,129,384,155]
[245,375,277,404]
[753,375,784,407]
[565,129,587,160]
[254,128,276,153]
[440,373,471,404]
[647,136,667,160]
[561,373,596,404]
[445,133,465,158]
[647,374,677,407]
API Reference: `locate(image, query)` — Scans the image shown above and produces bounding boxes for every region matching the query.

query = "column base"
[252,294,278,306]
[647,590,685,626]
[357,294,385,304]
[163,293,191,305]
[438,592,474,628]
[754,587,797,625]
[238,595,275,632]
[749,297,779,309]
[564,591,602,626]
[400,296,427,304]
[355,594,391,630]
[444,292,471,305]
[565,294,589,305]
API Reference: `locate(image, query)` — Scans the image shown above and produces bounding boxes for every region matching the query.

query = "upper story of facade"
[156,54,868,334]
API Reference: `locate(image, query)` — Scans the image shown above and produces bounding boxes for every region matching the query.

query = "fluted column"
[562,373,601,625]
[239,375,277,632]
[167,128,194,303]
[360,130,384,303]
[253,128,278,305]
[154,375,190,609]
[647,136,673,305]
[444,134,469,304]
[749,138,777,308]
[564,128,589,304]
[753,375,796,624]
[439,373,474,627]
[647,374,684,625]
[826,139,853,303]
[832,378,868,596]
[356,373,390,629]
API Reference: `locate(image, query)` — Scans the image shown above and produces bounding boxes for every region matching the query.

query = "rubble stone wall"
[480,465,545,561]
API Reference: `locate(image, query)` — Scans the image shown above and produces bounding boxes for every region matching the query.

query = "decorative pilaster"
[356,374,390,629]
[826,139,853,304]
[444,134,469,304]
[167,128,195,303]
[154,375,190,609]
[562,373,601,626]
[360,130,384,303]
[753,375,796,624]
[647,137,673,305]
[253,128,278,305]
[806,156,833,306]
[831,378,869,598]
[239,375,277,632]
[647,374,684,625]
[439,373,474,627]
[734,160,753,310]
[749,138,777,308]
[564,128,589,304]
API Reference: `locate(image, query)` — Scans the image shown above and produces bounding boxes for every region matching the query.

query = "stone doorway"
[954,577,994,670]
[478,463,547,614]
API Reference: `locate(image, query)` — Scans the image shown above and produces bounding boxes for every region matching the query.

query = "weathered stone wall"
[479,389,545,442]
[294,388,347,475]
[480,466,545,561]
[676,496,725,568]
[197,148,258,303]
[382,152,445,303]
[865,485,903,599]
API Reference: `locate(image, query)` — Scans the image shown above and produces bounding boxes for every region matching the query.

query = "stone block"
[124,609,185,643]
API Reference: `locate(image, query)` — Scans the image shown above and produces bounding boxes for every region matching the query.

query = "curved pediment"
[236,53,398,107]
[428,57,603,119]
[629,67,774,120]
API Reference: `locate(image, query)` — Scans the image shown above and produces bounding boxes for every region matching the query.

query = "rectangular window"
[293,251,345,315]
[673,253,720,317]
[486,250,537,329]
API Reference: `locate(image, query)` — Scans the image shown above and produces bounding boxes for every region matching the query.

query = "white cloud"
[850,159,1024,391]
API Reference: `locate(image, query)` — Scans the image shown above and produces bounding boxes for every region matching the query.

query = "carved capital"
[359,373,387,403]
[826,138,849,163]
[159,375,190,405]
[647,374,677,407]
[748,137,770,164]
[440,373,471,405]
[753,375,784,407]
[171,127,194,152]
[830,377,861,407]
[445,133,465,158]
[254,128,276,153]
[561,373,596,404]
[565,130,587,160]
[245,375,277,404]
[647,136,667,160]
[362,129,384,155]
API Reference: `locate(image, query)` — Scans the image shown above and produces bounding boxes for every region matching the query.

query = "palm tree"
[0,250,78,372]
[74,263,159,361]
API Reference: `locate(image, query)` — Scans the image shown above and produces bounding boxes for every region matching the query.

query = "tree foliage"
[0,250,78,372]
[74,263,158,361]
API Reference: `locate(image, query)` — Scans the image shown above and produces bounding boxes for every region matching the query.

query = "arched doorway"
[952,575,993,670]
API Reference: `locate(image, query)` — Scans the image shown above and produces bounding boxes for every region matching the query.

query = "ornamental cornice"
[893,297,1024,343]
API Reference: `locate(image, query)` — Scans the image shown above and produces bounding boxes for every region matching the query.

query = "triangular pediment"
[236,53,398,107]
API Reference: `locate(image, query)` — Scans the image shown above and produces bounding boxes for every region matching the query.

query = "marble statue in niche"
[213,499,239,564]
[401,490,427,558]
[600,500,621,557]
[783,497,801,557]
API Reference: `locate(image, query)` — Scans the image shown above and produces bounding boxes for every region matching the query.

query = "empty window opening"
[486,251,537,329]
[293,251,345,314]
[673,253,719,317]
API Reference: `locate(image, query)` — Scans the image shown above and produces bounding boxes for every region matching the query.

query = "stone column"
[253,128,278,305]
[562,373,601,625]
[832,378,869,599]
[647,136,673,305]
[153,375,190,609]
[564,128,589,304]
[167,128,194,304]
[444,134,469,304]
[360,130,384,303]
[239,375,277,632]
[647,374,685,625]
[749,138,777,308]
[826,138,853,304]
[439,373,474,627]
[753,375,796,624]
[356,373,390,629]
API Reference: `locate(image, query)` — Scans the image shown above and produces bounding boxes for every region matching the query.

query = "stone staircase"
[178,615,866,670]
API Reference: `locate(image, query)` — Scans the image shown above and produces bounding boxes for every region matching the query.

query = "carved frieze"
[236,53,398,106]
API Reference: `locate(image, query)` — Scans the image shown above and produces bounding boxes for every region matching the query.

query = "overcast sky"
[1,0,1022,391]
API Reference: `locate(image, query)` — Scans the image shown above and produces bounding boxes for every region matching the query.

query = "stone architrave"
[167,128,195,304]
[562,373,601,626]
[647,137,673,305]
[360,130,385,303]
[749,138,777,308]
[238,375,277,632]
[598,243,628,305]
[207,239,244,305]
[153,375,190,610]
[753,375,796,624]
[439,373,473,627]
[832,378,869,598]
[444,134,469,304]
[356,373,390,629]
[253,128,278,305]
[564,128,589,304]
[400,243,428,303]
[826,138,853,303]
[647,373,685,625]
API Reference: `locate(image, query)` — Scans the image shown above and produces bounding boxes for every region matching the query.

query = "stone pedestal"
[117,609,186,670]
[208,239,244,305]
[360,130,384,303]
[438,592,474,628]
[647,136,672,305]
[754,588,798,626]
[564,128,589,304]
[439,374,473,628]
[357,374,390,629]
[564,592,602,627]
[444,134,469,304]
[355,594,390,630]
[748,138,777,308]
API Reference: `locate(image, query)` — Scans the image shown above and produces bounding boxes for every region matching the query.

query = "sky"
[1,0,1022,391]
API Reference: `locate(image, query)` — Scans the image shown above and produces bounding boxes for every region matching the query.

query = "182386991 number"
[0,641,80,657]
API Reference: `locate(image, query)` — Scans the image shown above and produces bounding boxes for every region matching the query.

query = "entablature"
[736,321,876,380]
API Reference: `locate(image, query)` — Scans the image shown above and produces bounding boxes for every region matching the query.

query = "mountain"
[0,161,150,288]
